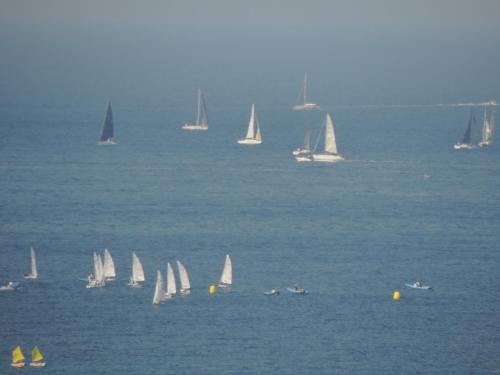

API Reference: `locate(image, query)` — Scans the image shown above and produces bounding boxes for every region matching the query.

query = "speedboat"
[264,288,280,296]
[405,281,432,290]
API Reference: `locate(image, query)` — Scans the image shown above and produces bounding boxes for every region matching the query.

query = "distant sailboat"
[11,346,25,368]
[176,260,191,295]
[293,130,313,161]
[152,270,164,305]
[98,102,116,145]
[219,254,232,288]
[24,247,38,279]
[293,74,320,111]
[454,112,476,150]
[478,106,495,147]
[182,88,209,131]
[30,346,46,367]
[87,252,105,288]
[103,248,116,281]
[129,252,145,288]
[237,104,262,145]
[164,262,177,299]
[312,113,344,162]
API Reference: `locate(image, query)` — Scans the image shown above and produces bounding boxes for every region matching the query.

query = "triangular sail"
[152,270,163,304]
[13,346,25,362]
[219,254,232,286]
[196,89,209,128]
[245,104,256,139]
[31,347,43,362]
[93,253,105,285]
[176,260,191,291]
[103,248,116,279]
[166,262,177,295]
[132,252,145,282]
[100,102,114,142]
[324,113,338,154]
[482,107,495,143]
[255,122,262,142]
[463,113,473,144]
[30,247,38,278]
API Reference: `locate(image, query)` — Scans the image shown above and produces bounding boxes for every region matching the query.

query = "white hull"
[24,274,37,279]
[293,103,321,111]
[182,124,208,131]
[237,138,261,145]
[30,362,46,367]
[478,141,492,147]
[180,288,191,295]
[295,155,313,162]
[128,282,142,288]
[312,153,344,162]
[86,281,104,288]
[218,283,232,288]
[98,139,116,146]
[453,143,475,150]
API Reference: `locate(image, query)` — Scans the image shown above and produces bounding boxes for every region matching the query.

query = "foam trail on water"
[331,100,497,109]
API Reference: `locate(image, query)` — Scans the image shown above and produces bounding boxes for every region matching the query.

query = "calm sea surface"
[1,98,499,374]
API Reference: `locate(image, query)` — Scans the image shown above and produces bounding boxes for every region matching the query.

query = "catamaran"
[30,346,46,367]
[177,260,191,295]
[293,130,313,161]
[478,106,495,147]
[129,252,145,288]
[152,270,164,305]
[182,88,209,131]
[24,247,38,279]
[164,262,177,299]
[103,248,116,281]
[11,346,25,368]
[87,252,105,288]
[237,104,262,145]
[98,102,116,145]
[219,254,232,288]
[312,113,344,162]
[454,112,476,150]
[292,73,320,111]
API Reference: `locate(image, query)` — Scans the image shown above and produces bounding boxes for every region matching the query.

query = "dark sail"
[100,102,114,142]
[462,113,473,144]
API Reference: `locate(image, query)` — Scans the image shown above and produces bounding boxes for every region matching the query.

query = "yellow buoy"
[209,285,216,295]
[393,291,400,301]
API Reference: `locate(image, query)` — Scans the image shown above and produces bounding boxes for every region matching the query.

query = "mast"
[196,88,202,126]
[463,113,473,144]
[303,73,308,104]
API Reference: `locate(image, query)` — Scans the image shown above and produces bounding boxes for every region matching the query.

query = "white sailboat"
[103,248,116,281]
[176,260,191,295]
[293,130,313,161]
[152,270,164,305]
[454,112,476,150]
[478,106,495,147]
[312,113,344,162]
[164,262,177,299]
[87,252,105,288]
[292,74,320,111]
[182,88,209,131]
[237,104,262,145]
[129,252,145,288]
[98,102,117,145]
[24,247,38,279]
[218,254,232,288]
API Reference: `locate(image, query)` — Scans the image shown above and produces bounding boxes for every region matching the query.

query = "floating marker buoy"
[209,285,216,295]
[393,291,400,301]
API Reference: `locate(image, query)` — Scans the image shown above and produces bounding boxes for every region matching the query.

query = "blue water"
[1,92,500,374]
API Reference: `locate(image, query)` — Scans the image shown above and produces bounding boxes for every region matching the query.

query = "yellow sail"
[32,346,44,362]
[12,346,25,362]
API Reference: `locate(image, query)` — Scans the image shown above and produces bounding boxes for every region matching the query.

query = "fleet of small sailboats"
[129,252,145,288]
[237,104,262,145]
[98,102,116,146]
[219,254,232,288]
[24,247,38,279]
[293,73,320,111]
[182,88,209,131]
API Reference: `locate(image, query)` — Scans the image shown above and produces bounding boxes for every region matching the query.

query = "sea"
[1,30,500,375]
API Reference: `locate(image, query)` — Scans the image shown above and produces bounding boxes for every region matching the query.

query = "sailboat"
[11,346,25,368]
[30,346,46,367]
[176,260,191,295]
[87,252,105,288]
[152,270,164,305]
[182,88,209,131]
[103,248,116,281]
[454,112,476,150]
[129,252,145,288]
[24,247,38,279]
[98,102,116,145]
[312,113,344,162]
[237,104,262,145]
[478,106,495,147]
[292,73,320,111]
[293,130,313,161]
[164,262,177,299]
[218,254,232,288]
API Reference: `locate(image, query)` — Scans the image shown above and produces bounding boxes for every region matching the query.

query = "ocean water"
[1,93,500,375]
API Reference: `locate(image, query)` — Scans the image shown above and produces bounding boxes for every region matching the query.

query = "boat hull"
[293,103,321,111]
[98,139,117,146]
[478,141,492,147]
[312,153,344,162]
[295,155,312,162]
[24,274,37,279]
[182,124,208,131]
[237,139,261,145]
[405,283,432,290]
[286,287,308,294]
[30,362,46,367]
[11,362,25,368]
[453,143,475,150]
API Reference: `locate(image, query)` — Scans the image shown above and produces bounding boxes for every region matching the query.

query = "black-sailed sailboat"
[98,102,116,146]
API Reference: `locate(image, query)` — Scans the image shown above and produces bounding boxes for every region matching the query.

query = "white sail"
[30,247,38,279]
[132,252,145,282]
[103,248,116,279]
[245,104,256,139]
[176,260,191,292]
[238,104,262,144]
[219,254,232,286]
[479,107,495,146]
[166,262,177,295]
[324,113,338,154]
[152,270,164,305]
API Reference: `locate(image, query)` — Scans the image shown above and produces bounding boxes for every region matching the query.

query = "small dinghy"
[0,281,20,291]
[405,281,432,290]
[30,346,46,367]
[11,346,25,368]
[287,286,308,294]
[263,288,280,296]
